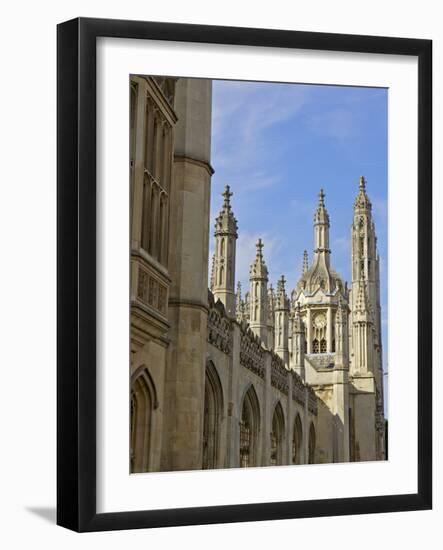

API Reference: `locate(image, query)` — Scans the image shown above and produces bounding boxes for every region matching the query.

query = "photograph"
[129,74,388,473]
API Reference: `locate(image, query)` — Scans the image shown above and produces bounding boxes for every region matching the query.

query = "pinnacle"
[256,238,264,258]
[302,250,309,274]
[222,184,233,208]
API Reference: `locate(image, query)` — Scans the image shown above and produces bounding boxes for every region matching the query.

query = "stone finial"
[215,185,238,237]
[276,275,289,310]
[222,184,233,209]
[277,274,286,293]
[354,175,372,211]
[249,238,268,280]
[256,238,264,258]
[314,188,330,225]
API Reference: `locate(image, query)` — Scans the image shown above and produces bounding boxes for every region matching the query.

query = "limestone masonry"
[130,75,386,472]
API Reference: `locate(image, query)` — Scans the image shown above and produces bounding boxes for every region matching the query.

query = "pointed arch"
[308,422,316,464]
[270,401,285,466]
[292,413,303,464]
[239,384,260,468]
[131,367,157,473]
[202,360,224,469]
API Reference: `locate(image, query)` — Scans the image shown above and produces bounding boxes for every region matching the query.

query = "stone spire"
[236,281,245,322]
[267,284,276,350]
[314,188,330,259]
[274,275,290,364]
[212,185,238,318]
[249,238,269,346]
[350,176,382,379]
[290,303,305,378]
[296,188,344,298]
[302,250,309,274]
[354,176,372,212]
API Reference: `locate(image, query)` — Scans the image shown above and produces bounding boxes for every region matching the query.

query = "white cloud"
[211,81,312,194]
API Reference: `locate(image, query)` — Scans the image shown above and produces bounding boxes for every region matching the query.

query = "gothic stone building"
[130,75,386,473]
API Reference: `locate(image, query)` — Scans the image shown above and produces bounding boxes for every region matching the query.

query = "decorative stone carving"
[207,291,232,354]
[291,371,305,405]
[270,352,289,394]
[137,265,168,315]
[240,324,265,379]
[306,353,335,369]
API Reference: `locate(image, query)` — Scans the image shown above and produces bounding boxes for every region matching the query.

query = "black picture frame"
[57,17,432,532]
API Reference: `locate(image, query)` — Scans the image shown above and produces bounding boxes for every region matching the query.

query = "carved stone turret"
[212,185,238,318]
[249,238,269,347]
[267,284,276,350]
[295,190,345,296]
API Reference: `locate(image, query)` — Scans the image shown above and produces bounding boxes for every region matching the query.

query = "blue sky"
[209,79,388,414]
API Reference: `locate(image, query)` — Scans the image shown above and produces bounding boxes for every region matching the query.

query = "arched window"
[220,237,225,257]
[158,194,165,263]
[139,89,171,269]
[320,338,327,353]
[131,368,157,473]
[240,386,260,468]
[308,423,316,464]
[270,402,285,466]
[149,185,157,257]
[312,339,320,354]
[202,362,224,470]
[292,414,303,465]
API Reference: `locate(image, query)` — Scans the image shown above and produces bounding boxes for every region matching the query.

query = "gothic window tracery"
[139,84,173,268]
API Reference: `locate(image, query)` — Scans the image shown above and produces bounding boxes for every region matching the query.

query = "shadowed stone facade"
[130,75,386,473]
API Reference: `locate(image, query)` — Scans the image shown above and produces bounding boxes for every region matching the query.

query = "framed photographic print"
[57,17,432,532]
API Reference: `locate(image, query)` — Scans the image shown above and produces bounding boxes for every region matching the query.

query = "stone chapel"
[129,74,386,473]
